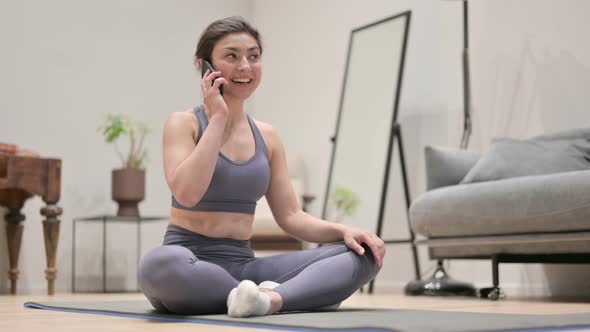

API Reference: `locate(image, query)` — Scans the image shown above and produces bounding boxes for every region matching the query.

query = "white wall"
[2,0,589,297]
[471,0,590,145]
[0,0,253,293]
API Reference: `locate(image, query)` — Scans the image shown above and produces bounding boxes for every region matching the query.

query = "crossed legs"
[137,243,381,315]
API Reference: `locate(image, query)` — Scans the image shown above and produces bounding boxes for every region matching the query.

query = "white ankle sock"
[227,280,270,317]
[258,280,280,290]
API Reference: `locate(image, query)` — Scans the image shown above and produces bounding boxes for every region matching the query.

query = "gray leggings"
[137,224,381,315]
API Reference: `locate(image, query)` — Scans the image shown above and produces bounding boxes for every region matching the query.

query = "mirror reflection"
[322,12,410,233]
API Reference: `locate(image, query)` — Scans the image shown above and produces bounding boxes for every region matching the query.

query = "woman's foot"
[258,280,280,290]
[227,280,286,318]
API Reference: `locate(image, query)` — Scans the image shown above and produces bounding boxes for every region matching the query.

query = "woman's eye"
[249,54,260,60]
[226,54,237,59]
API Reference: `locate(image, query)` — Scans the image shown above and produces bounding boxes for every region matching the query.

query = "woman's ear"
[196,58,203,70]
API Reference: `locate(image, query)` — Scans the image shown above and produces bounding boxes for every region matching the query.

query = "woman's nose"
[237,56,251,70]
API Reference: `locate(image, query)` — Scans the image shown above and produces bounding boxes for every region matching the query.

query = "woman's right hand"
[201,69,229,119]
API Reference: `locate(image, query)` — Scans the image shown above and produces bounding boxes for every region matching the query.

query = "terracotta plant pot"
[111,168,145,217]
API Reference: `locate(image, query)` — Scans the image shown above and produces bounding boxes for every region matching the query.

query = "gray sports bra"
[171,105,271,214]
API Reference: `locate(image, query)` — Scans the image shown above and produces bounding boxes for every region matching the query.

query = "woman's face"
[209,32,262,100]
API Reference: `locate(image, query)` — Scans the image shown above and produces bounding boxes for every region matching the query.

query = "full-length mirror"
[322,12,411,234]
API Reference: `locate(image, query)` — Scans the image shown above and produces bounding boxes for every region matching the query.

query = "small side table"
[1,153,62,295]
[72,215,168,293]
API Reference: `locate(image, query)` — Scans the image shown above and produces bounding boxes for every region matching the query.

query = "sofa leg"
[480,255,502,300]
[492,255,499,288]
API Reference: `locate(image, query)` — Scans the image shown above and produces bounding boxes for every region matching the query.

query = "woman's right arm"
[163,111,227,207]
[163,69,229,207]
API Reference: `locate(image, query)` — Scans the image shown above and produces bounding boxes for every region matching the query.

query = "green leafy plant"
[330,186,360,222]
[98,114,151,169]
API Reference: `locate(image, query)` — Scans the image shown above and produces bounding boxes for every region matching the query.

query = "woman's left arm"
[263,125,385,266]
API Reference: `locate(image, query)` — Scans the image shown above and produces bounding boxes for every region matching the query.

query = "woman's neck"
[224,96,245,121]
[220,95,247,142]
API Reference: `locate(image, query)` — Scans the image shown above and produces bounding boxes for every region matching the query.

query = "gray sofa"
[409,129,590,300]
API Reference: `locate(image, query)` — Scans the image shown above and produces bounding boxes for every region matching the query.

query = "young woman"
[138,16,385,317]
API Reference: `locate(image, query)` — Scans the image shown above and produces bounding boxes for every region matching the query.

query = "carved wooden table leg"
[41,204,62,295]
[5,209,25,295]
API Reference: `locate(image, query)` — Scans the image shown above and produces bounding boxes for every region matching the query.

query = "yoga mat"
[25,300,590,332]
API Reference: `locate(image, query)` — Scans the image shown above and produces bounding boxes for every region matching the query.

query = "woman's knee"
[137,245,196,294]
[355,244,382,283]
[326,243,381,282]
[137,245,234,314]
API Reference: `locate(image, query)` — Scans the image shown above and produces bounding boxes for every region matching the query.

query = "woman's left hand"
[342,227,386,267]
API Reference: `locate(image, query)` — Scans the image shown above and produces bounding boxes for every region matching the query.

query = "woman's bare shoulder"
[253,118,277,135]
[164,108,199,139]
[253,118,281,143]
[167,108,197,122]
[253,118,284,161]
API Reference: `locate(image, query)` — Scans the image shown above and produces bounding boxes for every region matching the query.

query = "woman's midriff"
[169,207,254,240]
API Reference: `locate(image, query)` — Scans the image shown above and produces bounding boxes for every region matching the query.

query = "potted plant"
[99,114,150,217]
[330,185,360,223]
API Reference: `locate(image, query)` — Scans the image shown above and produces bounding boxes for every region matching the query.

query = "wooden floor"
[2,291,590,331]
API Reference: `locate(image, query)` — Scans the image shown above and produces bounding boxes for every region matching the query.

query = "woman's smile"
[229,77,253,87]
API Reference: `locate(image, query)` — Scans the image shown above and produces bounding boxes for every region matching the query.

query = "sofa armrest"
[424,145,480,191]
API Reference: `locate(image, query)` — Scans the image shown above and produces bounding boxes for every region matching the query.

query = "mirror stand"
[367,123,420,293]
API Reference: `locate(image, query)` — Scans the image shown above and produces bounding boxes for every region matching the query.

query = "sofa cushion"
[530,127,590,141]
[424,146,480,190]
[410,170,590,238]
[461,138,590,184]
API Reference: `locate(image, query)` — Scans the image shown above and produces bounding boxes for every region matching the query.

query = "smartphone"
[201,60,224,95]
